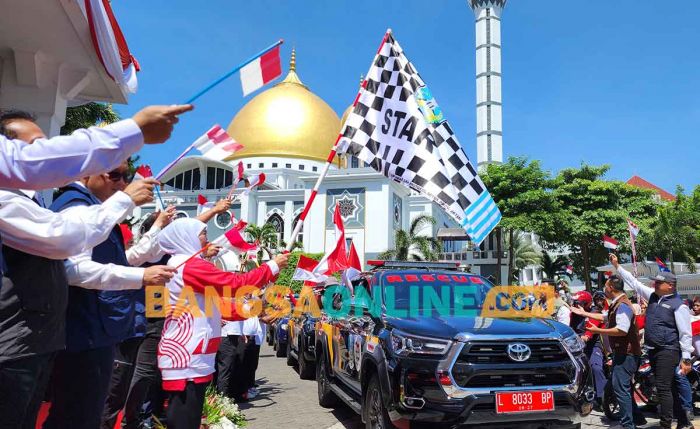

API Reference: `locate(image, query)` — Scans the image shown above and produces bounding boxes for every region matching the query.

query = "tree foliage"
[61,102,120,135]
[637,186,700,273]
[540,250,571,280]
[549,164,658,289]
[481,157,555,284]
[378,215,441,261]
[245,223,280,262]
[505,232,542,283]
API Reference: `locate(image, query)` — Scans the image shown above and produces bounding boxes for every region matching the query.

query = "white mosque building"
[147,51,508,280]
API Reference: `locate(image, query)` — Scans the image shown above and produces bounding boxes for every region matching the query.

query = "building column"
[257,200,267,225]
[283,200,294,243]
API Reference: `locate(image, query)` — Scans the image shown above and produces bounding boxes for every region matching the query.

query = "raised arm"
[610,254,653,302]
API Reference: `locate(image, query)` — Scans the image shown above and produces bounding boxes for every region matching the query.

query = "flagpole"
[154,136,204,181]
[184,39,284,104]
[285,30,393,251]
[174,244,210,270]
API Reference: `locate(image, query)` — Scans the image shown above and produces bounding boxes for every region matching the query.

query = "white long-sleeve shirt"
[60,183,157,290]
[0,120,143,190]
[0,189,135,260]
[616,265,694,359]
[128,225,165,266]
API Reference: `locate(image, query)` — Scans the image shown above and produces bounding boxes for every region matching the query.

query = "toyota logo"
[507,343,531,362]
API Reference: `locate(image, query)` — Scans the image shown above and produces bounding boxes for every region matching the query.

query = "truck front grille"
[460,340,568,364]
[464,372,571,388]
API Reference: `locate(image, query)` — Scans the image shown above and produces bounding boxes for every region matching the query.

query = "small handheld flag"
[602,235,619,250]
[240,45,282,96]
[240,173,266,197]
[197,194,215,215]
[565,265,574,276]
[292,255,329,283]
[133,164,164,209]
[210,228,258,253]
[656,257,671,273]
[627,219,640,239]
[193,125,243,161]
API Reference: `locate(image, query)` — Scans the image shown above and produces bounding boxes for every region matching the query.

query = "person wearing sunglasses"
[43,161,176,429]
[610,253,694,429]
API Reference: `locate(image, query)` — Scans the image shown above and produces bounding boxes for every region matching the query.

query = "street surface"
[241,344,674,429]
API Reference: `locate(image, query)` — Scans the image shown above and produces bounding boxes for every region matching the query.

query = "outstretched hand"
[133,104,194,144]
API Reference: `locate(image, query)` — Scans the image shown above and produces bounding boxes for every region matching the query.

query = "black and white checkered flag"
[338,31,501,245]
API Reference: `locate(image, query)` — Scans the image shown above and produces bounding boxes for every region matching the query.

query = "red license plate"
[495,391,555,414]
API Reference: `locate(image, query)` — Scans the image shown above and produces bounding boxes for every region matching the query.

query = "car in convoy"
[271,315,291,358]
[286,310,320,379]
[314,261,595,429]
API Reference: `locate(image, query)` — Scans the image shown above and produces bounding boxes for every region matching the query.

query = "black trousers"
[121,333,163,429]
[43,346,115,429]
[649,347,688,428]
[0,352,55,429]
[246,343,261,390]
[215,335,256,400]
[166,381,207,429]
[100,337,142,429]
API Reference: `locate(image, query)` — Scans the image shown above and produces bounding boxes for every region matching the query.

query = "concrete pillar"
[283,200,294,243]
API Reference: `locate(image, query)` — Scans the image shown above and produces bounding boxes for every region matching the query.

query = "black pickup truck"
[314,261,594,429]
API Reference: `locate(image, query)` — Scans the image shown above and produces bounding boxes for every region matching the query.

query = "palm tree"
[540,250,570,280]
[61,102,120,135]
[245,223,279,261]
[506,232,542,283]
[378,215,442,261]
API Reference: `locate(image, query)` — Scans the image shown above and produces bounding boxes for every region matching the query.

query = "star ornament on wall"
[330,190,363,222]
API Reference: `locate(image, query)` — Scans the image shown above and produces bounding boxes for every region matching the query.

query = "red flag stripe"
[260,46,282,84]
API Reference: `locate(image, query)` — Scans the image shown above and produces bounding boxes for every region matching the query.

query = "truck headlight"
[391,330,450,356]
[563,334,584,354]
[280,324,288,331]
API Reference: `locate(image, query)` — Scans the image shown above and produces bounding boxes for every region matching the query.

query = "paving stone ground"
[242,343,680,429]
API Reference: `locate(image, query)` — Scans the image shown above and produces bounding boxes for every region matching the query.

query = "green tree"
[245,223,280,262]
[506,232,542,284]
[61,102,120,135]
[481,157,556,285]
[540,250,570,280]
[550,164,657,290]
[638,185,700,273]
[378,215,441,261]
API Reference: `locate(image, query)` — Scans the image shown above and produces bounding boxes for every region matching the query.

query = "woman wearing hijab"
[156,218,288,429]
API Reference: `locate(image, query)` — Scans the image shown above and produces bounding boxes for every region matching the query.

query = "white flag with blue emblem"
[337,31,501,245]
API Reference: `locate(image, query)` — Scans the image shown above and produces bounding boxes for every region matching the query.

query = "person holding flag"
[156,218,288,428]
[609,253,694,429]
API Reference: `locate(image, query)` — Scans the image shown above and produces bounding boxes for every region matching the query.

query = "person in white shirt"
[0,104,192,189]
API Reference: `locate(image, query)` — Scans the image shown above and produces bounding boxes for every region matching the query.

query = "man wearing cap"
[610,254,694,429]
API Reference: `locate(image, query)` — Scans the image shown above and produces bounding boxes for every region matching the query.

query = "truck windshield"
[380,273,493,313]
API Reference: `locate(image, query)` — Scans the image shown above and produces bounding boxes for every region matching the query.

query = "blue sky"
[112,0,699,193]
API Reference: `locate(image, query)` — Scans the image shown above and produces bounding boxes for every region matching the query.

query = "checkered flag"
[337,31,501,245]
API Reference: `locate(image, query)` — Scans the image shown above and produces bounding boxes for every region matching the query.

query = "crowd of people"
[555,254,696,429]
[0,106,289,429]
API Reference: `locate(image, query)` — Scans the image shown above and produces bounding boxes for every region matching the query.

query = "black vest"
[0,192,68,363]
[645,292,683,350]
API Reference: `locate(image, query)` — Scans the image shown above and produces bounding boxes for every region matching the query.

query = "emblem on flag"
[655,257,671,273]
[337,31,500,245]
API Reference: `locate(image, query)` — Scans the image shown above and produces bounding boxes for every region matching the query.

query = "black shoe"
[634,415,648,426]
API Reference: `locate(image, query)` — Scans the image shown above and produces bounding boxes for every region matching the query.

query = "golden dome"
[225,49,341,164]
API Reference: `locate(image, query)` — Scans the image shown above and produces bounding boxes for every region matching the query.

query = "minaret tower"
[469,0,506,169]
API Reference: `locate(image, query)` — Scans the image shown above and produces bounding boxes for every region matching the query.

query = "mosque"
[146,51,506,280]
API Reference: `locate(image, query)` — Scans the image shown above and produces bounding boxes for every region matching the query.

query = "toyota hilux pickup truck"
[314,261,594,429]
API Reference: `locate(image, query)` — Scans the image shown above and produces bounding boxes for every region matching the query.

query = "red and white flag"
[627,219,640,239]
[565,265,574,276]
[234,162,245,186]
[197,194,215,215]
[602,235,619,250]
[292,255,329,283]
[193,125,243,161]
[233,218,247,231]
[240,45,282,96]
[341,242,363,294]
[133,164,154,180]
[210,228,258,253]
[240,173,266,196]
[315,204,349,276]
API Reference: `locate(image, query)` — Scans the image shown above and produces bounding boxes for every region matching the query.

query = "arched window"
[165,168,201,190]
[292,214,303,244]
[267,213,284,247]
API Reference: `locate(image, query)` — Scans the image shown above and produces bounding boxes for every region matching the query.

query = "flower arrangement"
[202,386,247,429]
[151,386,246,429]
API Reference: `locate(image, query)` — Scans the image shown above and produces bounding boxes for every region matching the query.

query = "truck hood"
[384,314,569,340]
